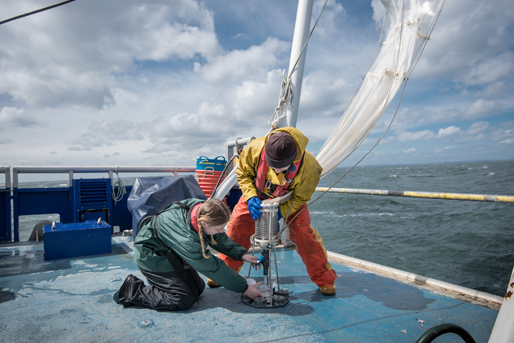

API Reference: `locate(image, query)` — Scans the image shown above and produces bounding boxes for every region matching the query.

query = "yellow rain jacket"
[236,127,322,217]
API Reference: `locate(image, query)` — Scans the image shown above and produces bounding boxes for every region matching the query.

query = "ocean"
[14,160,514,297]
[310,160,514,297]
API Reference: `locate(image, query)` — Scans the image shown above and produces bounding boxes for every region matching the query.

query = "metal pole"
[281,0,314,128]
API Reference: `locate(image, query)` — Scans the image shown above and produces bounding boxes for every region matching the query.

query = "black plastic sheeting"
[127,176,207,239]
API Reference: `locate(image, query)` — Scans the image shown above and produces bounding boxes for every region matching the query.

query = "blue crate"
[196,156,227,171]
[44,220,112,261]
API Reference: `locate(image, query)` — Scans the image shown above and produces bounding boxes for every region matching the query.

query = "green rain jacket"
[134,198,249,293]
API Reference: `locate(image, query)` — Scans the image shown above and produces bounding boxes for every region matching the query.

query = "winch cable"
[0,0,77,26]
[269,0,329,129]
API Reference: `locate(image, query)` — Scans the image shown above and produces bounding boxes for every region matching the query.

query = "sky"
[0,0,513,175]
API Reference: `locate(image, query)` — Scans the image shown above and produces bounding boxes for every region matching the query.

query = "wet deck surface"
[0,238,498,342]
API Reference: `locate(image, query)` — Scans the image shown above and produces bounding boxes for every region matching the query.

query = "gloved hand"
[247,196,262,220]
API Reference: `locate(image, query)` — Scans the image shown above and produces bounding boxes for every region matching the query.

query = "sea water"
[310,160,514,297]
[13,160,514,297]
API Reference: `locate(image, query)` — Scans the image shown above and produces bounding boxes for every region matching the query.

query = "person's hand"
[242,254,261,270]
[244,282,263,299]
[247,196,262,220]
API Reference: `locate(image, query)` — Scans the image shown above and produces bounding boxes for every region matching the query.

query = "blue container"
[44,220,112,261]
[196,156,227,171]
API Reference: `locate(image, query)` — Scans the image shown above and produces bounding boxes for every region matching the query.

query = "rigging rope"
[268,0,329,129]
[0,0,77,26]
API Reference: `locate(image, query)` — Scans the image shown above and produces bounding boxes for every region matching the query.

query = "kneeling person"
[114,198,262,311]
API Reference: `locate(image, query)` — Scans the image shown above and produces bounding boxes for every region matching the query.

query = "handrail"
[0,166,11,189]
[315,187,514,203]
[12,166,196,188]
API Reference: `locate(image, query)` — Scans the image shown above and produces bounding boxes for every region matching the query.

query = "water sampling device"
[241,197,291,308]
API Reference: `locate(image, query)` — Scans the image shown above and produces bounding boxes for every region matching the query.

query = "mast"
[280,0,314,129]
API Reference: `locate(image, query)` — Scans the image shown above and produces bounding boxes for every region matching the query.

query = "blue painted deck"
[0,238,498,342]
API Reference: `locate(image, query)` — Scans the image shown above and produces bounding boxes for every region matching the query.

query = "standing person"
[114,198,262,311]
[216,127,337,295]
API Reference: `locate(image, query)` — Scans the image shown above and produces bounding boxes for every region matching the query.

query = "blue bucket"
[196,156,227,171]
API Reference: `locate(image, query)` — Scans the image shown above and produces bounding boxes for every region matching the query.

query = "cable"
[112,165,126,206]
[0,0,77,26]
[269,0,329,129]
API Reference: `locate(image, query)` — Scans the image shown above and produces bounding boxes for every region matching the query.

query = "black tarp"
[127,175,207,239]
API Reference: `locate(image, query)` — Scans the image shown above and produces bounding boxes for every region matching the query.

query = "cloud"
[437,126,461,138]
[467,121,488,135]
[434,146,455,153]
[0,107,39,130]
[71,120,144,148]
[464,99,503,119]
[194,38,288,83]
[403,147,416,154]
[457,52,514,86]
[395,129,436,142]
[413,0,514,82]
[500,138,514,144]
[491,121,514,142]
[0,0,221,108]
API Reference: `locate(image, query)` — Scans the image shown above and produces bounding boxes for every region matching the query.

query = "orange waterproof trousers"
[219,196,337,287]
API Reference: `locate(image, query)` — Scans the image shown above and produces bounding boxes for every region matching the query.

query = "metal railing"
[315,187,514,203]
[0,166,11,189]
[12,166,196,188]
[3,166,196,243]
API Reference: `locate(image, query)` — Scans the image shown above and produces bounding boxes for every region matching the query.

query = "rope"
[0,0,77,26]
[268,0,329,129]
[112,165,126,205]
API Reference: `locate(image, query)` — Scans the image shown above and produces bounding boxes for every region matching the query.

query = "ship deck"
[0,237,498,342]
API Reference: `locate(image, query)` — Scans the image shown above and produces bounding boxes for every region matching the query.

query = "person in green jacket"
[115,198,262,311]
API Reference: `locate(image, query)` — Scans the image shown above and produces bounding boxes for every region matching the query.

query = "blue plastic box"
[196,156,227,171]
[44,220,112,261]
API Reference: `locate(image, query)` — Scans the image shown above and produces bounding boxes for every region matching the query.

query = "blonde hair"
[196,199,231,258]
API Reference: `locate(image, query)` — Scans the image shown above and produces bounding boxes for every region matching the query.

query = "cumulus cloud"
[0,0,221,108]
[71,120,144,148]
[403,147,416,154]
[194,38,288,83]
[413,0,514,81]
[437,126,461,138]
[464,99,503,119]
[457,52,514,86]
[0,107,39,130]
[467,121,488,135]
[395,129,436,142]
[434,146,455,153]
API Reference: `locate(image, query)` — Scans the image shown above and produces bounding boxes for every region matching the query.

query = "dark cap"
[265,132,297,168]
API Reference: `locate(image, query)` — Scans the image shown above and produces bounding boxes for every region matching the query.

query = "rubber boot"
[319,284,336,296]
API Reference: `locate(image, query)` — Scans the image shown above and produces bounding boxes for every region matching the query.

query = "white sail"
[316,0,445,177]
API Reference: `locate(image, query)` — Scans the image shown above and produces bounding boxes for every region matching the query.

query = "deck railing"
[2,166,196,243]
[315,187,514,203]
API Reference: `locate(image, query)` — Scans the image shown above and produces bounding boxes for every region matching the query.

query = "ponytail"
[196,199,231,258]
